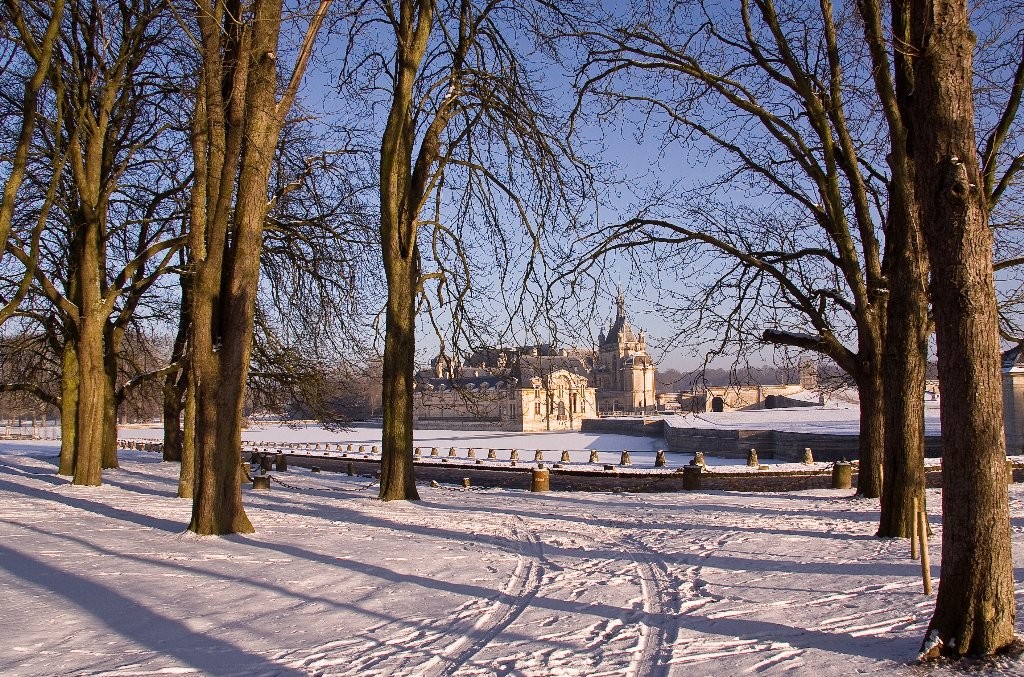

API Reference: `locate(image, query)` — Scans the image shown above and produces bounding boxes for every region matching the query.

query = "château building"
[412,293,660,429]
[413,346,597,431]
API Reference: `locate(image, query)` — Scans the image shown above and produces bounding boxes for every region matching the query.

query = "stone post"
[682,462,702,490]
[746,448,759,467]
[531,468,550,492]
[831,461,852,489]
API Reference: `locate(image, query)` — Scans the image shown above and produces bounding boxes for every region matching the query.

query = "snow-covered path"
[1,441,1022,676]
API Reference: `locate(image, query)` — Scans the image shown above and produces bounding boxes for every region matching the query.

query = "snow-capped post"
[430,447,439,457]
[275,454,287,472]
[462,477,471,488]
[260,454,273,473]
[831,460,852,489]
[535,450,544,462]
[589,450,600,463]
[347,444,353,452]
[694,451,706,467]
[359,445,366,454]
[346,462,354,476]
[531,467,550,492]
[620,451,632,466]
[683,460,702,490]
[414,447,421,456]
[252,475,270,491]
[372,446,379,455]
[448,447,457,457]
[510,449,519,462]
[655,450,666,467]
[561,450,571,463]
[487,448,497,459]
[746,448,759,467]
[467,448,476,459]
[802,448,814,464]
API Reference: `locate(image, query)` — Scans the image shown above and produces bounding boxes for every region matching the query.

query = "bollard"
[431,447,439,457]
[462,477,471,489]
[252,475,271,491]
[561,450,571,463]
[535,450,544,462]
[655,450,666,467]
[415,447,421,456]
[372,445,379,454]
[449,447,458,457]
[275,454,287,472]
[359,445,366,454]
[695,451,707,466]
[487,448,497,459]
[682,461,702,490]
[802,447,814,465]
[531,468,550,492]
[347,444,353,452]
[831,461,852,489]
[260,454,274,472]
[589,450,600,463]
[746,448,759,467]
[347,462,355,476]
[620,450,632,466]
[510,449,519,462]
[249,450,261,464]
[467,448,476,459]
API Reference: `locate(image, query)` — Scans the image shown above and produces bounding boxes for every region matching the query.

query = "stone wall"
[664,425,943,462]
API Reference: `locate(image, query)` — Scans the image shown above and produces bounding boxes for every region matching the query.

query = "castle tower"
[595,291,656,413]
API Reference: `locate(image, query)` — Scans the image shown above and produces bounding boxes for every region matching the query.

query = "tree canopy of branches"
[353,0,587,500]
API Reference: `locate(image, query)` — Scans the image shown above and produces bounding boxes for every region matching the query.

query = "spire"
[616,285,626,320]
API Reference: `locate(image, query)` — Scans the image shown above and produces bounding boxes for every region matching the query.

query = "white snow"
[1,436,1022,676]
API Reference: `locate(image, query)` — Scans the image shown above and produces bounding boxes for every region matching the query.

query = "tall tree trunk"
[379,250,420,500]
[178,375,196,498]
[101,347,118,469]
[878,189,929,537]
[907,0,1016,656]
[376,0,434,501]
[57,339,79,476]
[163,284,191,463]
[73,311,105,486]
[855,361,884,498]
[71,208,106,486]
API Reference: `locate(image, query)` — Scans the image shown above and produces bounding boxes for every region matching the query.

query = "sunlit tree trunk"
[906,0,1016,655]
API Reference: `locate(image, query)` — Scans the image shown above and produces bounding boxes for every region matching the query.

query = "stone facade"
[413,347,597,431]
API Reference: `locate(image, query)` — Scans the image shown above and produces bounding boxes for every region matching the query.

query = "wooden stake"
[918,507,932,595]
[911,497,919,560]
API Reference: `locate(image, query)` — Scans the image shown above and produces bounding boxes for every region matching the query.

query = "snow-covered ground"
[1,438,1022,676]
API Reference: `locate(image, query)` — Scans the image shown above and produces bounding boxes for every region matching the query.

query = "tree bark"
[57,339,78,476]
[178,376,196,498]
[854,361,884,498]
[376,0,435,501]
[906,0,1016,655]
[878,188,929,537]
[379,248,420,500]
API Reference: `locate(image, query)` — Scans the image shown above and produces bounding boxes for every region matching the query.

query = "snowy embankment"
[2,440,1022,676]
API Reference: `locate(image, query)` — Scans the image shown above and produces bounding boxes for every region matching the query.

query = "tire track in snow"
[427,514,546,677]
[620,534,675,677]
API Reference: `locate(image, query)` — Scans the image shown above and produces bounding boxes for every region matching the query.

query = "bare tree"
[902,0,1017,657]
[573,0,898,498]
[364,0,586,500]
[184,0,332,534]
